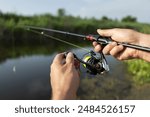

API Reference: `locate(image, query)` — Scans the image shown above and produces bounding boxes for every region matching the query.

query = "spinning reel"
[65,51,109,75]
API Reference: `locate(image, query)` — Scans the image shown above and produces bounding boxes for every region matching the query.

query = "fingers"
[102,42,117,54]
[110,45,124,56]
[95,29,115,53]
[52,52,75,66]
[93,40,125,60]
[97,29,114,37]
[66,52,74,64]
[52,53,64,65]
[93,41,102,52]
[93,41,98,47]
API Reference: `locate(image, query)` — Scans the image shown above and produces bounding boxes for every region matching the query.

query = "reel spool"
[64,51,109,75]
[82,51,109,75]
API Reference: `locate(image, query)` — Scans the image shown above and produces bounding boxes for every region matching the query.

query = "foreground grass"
[126,60,150,84]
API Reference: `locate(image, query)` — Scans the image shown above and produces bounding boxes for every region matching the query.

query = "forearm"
[138,33,150,62]
[139,33,150,47]
[138,50,150,62]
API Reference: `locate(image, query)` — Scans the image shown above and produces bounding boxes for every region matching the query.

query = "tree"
[57,8,66,17]
[121,15,137,22]
[101,16,109,21]
[101,16,112,22]
[0,10,3,16]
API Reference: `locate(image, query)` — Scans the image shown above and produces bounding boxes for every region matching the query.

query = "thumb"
[66,52,74,64]
[97,29,114,37]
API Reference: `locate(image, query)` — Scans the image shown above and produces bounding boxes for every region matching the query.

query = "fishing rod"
[25,26,150,52]
[25,26,109,75]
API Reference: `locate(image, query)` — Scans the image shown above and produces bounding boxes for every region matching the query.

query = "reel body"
[65,51,109,75]
[81,51,109,75]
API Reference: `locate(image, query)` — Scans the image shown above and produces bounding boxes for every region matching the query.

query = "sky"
[0,0,150,23]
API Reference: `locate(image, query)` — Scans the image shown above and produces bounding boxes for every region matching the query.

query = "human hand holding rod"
[93,28,150,62]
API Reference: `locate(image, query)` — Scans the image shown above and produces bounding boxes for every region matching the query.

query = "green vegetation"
[127,60,150,84]
[121,15,137,22]
[0,9,150,84]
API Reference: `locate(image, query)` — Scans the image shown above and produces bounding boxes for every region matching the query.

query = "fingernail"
[68,52,73,55]
[111,42,117,46]
[67,52,74,58]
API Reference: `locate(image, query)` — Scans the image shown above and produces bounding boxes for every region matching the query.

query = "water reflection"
[0,55,53,99]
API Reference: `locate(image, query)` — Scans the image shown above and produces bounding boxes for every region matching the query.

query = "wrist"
[51,91,77,100]
[138,51,150,62]
[137,33,150,62]
[138,33,150,47]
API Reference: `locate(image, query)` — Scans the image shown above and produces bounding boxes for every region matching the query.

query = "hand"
[50,52,80,100]
[93,28,150,62]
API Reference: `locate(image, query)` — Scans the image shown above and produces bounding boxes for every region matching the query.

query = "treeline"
[0,8,150,46]
[1,8,150,48]
[0,8,148,34]
[1,8,150,46]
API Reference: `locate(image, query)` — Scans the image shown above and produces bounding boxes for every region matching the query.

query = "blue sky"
[0,0,149,23]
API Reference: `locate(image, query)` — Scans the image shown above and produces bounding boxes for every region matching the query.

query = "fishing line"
[26,26,150,52]
[28,28,90,52]
[26,27,110,75]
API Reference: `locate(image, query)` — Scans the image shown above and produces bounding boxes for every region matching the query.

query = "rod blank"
[25,26,150,52]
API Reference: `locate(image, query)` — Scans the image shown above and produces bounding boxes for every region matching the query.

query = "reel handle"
[64,52,80,69]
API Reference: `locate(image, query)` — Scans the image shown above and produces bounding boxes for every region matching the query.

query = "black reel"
[81,51,109,75]
[64,51,109,75]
